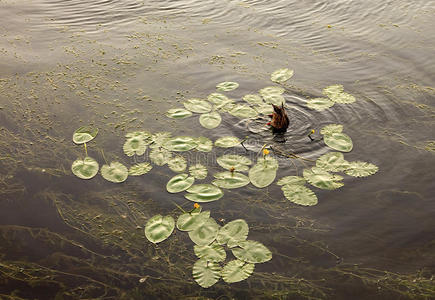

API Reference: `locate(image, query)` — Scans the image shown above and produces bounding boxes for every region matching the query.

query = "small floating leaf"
[166,173,195,193]
[129,162,152,176]
[306,98,335,111]
[324,132,353,152]
[188,217,220,246]
[150,132,172,148]
[303,167,343,190]
[163,136,198,152]
[330,92,356,104]
[216,81,239,92]
[149,148,172,166]
[185,184,224,202]
[249,156,279,188]
[320,124,343,135]
[221,260,254,283]
[101,162,128,183]
[123,137,147,156]
[232,240,272,263]
[183,98,212,113]
[71,157,99,179]
[126,131,151,141]
[216,219,249,248]
[217,154,252,172]
[242,94,263,105]
[229,104,258,118]
[217,102,236,112]
[168,156,187,172]
[208,93,231,106]
[255,103,274,115]
[323,84,344,98]
[277,176,306,186]
[194,242,226,262]
[166,108,193,119]
[199,111,222,129]
[144,215,175,244]
[214,136,241,148]
[262,93,285,106]
[281,184,318,206]
[345,161,379,177]
[212,171,250,189]
[189,164,208,180]
[195,137,213,152]
[72,126,98,144]
[316,152,350,172]
[177,211,211,231]
[192,258,221,288]
[259,86,285,96]
[271,68,294,83]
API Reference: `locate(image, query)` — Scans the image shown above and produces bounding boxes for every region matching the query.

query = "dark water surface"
[0,0,434,299]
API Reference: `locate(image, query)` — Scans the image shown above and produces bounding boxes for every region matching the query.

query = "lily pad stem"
[84,142,88,157]
[100,149,108,165]
[171,201,186,213]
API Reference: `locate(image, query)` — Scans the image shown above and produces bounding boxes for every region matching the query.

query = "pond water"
[0,0,434,299]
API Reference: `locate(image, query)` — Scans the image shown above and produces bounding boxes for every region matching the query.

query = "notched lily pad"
[150,132,172,148]
[277,176,306,186]
[331,92,356,104]
[345,161,379,177]
[221,260,254,283]
[185,184,224,202]
[195,137,213,152]
[208,93,230,106]
[194,241,226,262]
[323,84,344,98]
[188,217,220,246]
[163,136,198,152]
[123,137,147,156]
[262,93,285,106]
[303,167,343,190]
[72,126,98,144]
[166,173,195,193]
[199,111,222,129]
[212,171,250,189]
[232,240,272,263]
[324,132,353,152]
[168,156,187,172]
[149,147,172,166]
[271,68,294,83]
[306,98,335,111]
[71,157,99,179]
[249,157,278,188]
[242,94,263,105]
[281,184,318,206]
[320,124,343,135]
[259,86,285,96]
[144,215,175,244]
[101,162,128,183]
[184,98,212,113]
[189,164,208,179]
[316,152,350,172]
[229,104,258,118]
[192,258,221,288]
[216,81,239,92]
[166,108,193,119]
[177,211,211,231]
[214,136,241,148]
[216,219,249,248]
[217,154,252,172]
[129,162,152,176]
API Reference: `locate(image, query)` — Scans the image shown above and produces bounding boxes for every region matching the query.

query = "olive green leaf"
[166,173,195,193]
[101,162,128,183]
[306,98,335,111]
[303,167,344,190]
[262,93,285,106]
[123,137,147,156]
[216,81,239,92]
[271,68,294,83]
[144,215,175,244]
[163,136,198,152]
[281,184,318,206]
[242,94,263,105]
[276,176,306,186]
[72,126,98,144]
[189,164,208,180]
[166,108,193,119]
[188,217,220,246]
[212,171,250,189]
[192,258,221,288]
[232,240,272,263]
[255,103,274,115]
[214,136,241,148]
[320,124,343,135]
[183,98,212,113]
[194,241,226,262]
[345,161,379,177]
[229,104,258,118]
[248,156,278,188]
[207,93,231,106]
[217,154,252,172]
[324,132,353,152]
[199,111,222,129]
[150,132,172,148]
[185,184,224,202]
[125,131,152,141]
[330,92,356,104]
[149,147,172,166]
[259,86,285,96]
[176,211,211,231]
[323,84,344,98]
[316,152,350,172]
[128,162,152,176]
[221,260,255,283]
[195,136,213,152]
[71,157,99,179]
[216,219,249,248]
[168,156,187,172]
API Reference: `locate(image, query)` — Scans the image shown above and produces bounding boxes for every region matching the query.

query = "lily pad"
[324,132,353,152]
[199,111,222,129]
[255,103,274,115]
[177,211,211,231]
[72,126,98,144]
[216,219,249,248]
[271,68,294,83]
[183,98,212,113]
[229,104,258,118]
[101,162,128,183]
[123,137,147,156]
[207,93,231,106]
[149,148,172,166]
[217,154,252,172]
[163,136,198,152]
[189,164,208,180]
[185,184,224,202]
[320,124,343,135]
[221,260,254,283]
[166,173,195,193]
[323,84,344,99]
[242,94,263,105]
[71,157,99,179]
[303,167,344,190]
[345,161,379,177]
[214,136,241,148]
[195,137,213,152]
[128,162,152,176]
[192,258,221,288]
[276,176,306,186]
[150,132,172,148]
[281,184,318,206]
[166,108,193,119]
[316,152,350,172]
[262,93,285,106]
[194,241,226,262]
[306,98,335,111]
[330,92,356,104]
[248,157,278,188]
[168,156,187,172]
[126,131,152,141]
[144,215,175,244]
[232,240,272,263]
[216,81,239,92]
[217,102,236,112]
[188,217,220,246]
[259,86,285,96]
[212,171,250,189]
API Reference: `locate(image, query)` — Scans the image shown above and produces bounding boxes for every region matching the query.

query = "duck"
[267,103,289,132]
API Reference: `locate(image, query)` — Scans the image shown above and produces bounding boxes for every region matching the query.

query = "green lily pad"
[320,124,343,135]
[217,154,252,172]
[123,137,147,156]
[185,184,224,202]
[166,108,193,119]
[194,241,226,262]
[330,92,356,104]
[189,164,208,179]
[168,156,187,172]
[242,94,263,105]
[248,157,278,188]
[324,132,353,152]
[281,184,318,206]
[221,260,254,283]
[188,217,220,246]
[71,157,99,179]
[255,103,274,115]
[229,104,258,119]
[271,68,294,83]
[217,102,236,112]
[232,240,272,263]
[259,86,285,96]
[163,136,198,152]
[176,211,211,231]
[306,98,335,111]
[128,162,152,176]
[126,131,152,141]
[212,171,250,189]
[207,93,230,106]
[195,137,213,152]
[345,161,379,177]
[216,219,249,248]
[262,93,285,106]
[303,167,344,190]
[101,162,128,183]
[150,132,172,148]
[144,215,175,244]
[216,81,239,92]
[192,258,221,288]
[276,176,306,186]
[323,84,344,98]
[199,111,222,129]
[214,136,241,148]
[316,152,350,172]
[149,147,172,166]
[166,173,195,193]
[183,98,212,113]
[72,126,98,144]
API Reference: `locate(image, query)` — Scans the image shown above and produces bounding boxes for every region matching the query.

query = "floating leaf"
[185,184,224,202]
[281,184,318,206]
[216,219,249,248]
[262,93,285,106]
[259,86,285,96]
[177,211,211,231]
[166,173,195,193]
[217,102,236,112]
[303,167,343,190]
[123,137,147,156]
[217,154,252,172]
[212,172,250,189]
[72,126,98,144]
[306,98,335,111]
[229,104,258,118]
[150,132,172,148]
[276,176,306,186]
[183,98,212,113]
[232,240,272,263]
[71,157,99,179]
[221,260,254,283]
[208,93,231,106]
[168,156,187,172]
[242,94,263,105]
[163,136,198,152]
[330,92,356,104]
[199,111,222,129]
[166,108,193,119]
[316,152,350,172]
[129,162,152,176]
[214,136,241,148]
[249,157,279,188]
[188,217,220,246]
[255,103,274,115]
[195,137,213,152]
[189,164,208,180]
[192,258,221,288]
[320,124,343,135]
[216,81,239,92]
[194,242,226,262]
[324,132,353,152]
[144,215,175,244]
[101,162,128,183]
[345,161,379,177]
[271,68,294,83]
[149,148,172,166]
[323,84,344,98]
[126,131,151,141]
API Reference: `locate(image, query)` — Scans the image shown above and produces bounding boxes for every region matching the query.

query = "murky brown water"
[0,0,434,299]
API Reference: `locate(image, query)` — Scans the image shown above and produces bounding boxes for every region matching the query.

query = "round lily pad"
[207,93,230,106]
[129,162,152,176]
[303,167,343,190]
[188,217,220,246]
[217,154,252,172]
[150,132,172,148]
[221,260,254,283]
[101,162,128,183]
[259,86,285,96]
[276,176,306,186]
[262,93,285,106]
[281,184,318,206]
[316,152,350,172]
[166,173,195,193]
[149,148,172,166]
[242,94,263,105]
[345,161,379,177]
[72,126,98,144]
[168,156,187,172]
[144,215,175,244]
[199,111,222,129]
[232,240,272,263]
[229,104,258,118]
[185,184,224,202]
[330,92,356,104]
[216,219,249,248]
[71,157,99,179]
[271,68,294,83]
[163,136,198,152]
[126,131,152,141]
[195,137,213,152]
[216,81,239,92]
[194,242,226,262]
[306,98,335,111]
[212,171,250,189]
[323,84,344,99]
[249,157,278,188]
[166,108,193,119]
[214,136,241,148]
[192,258,221,288]
[189,164,208,179]
[177,211,211,231]
[320,124,343,135]
[324,132,353,152]
[123,137,147,156]
[255,103,274,115]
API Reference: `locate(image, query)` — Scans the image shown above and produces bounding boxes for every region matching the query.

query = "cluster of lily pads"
[306,84,356,111]
[144,205,272,288]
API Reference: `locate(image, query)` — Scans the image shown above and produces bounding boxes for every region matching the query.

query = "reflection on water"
[0,0,434,299]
